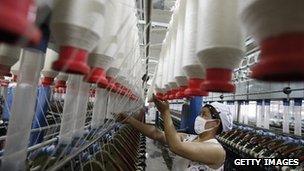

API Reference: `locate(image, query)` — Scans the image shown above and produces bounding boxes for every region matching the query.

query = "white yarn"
[175,76,188,86]
[173,0,187,84]
[10,58,21,76]
[41,48,59,78]
[168,28,177,84]
[162,43,170,90]
[196,0,245,69]
[240,0,304,42]
[51,0,106,51]
[169,82,178,89]
[0,44,21,68]
[182,0,205,79]
[155,55,164,91]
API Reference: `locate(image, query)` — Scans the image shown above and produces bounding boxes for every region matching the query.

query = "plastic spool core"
[52,46,90,75]
[185,78,208,96]
[0,0,41,45]
[251,33,304,82]
[85,67,108,87]
[0,64,11,76]
[42,77,54,86]
[203,68,235,93]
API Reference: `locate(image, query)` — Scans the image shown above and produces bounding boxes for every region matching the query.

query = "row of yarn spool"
[154,0,244,100]
[154,0,304,100]
[0,0,145,170]
[1,0,304,91]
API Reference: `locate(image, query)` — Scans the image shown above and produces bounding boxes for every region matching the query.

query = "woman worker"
[117,95,233,171]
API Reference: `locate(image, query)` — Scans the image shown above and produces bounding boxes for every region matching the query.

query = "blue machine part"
[187,96,203,134]
[29,86,51,146]
[2,84,16,121]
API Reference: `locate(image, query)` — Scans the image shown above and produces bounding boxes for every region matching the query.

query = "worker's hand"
[115,112,131,123]
[153,94,170,114]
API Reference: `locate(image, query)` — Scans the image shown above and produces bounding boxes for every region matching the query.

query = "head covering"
[209,102,233,132]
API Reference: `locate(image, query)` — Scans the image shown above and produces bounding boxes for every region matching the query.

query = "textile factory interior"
[0,0,303,170]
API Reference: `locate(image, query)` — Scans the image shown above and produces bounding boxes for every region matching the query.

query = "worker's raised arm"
[116,112,167,144]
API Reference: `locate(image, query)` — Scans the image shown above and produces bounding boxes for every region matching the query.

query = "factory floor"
[145,138,170,171]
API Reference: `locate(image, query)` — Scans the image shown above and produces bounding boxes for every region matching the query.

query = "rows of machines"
[218,123,304,171]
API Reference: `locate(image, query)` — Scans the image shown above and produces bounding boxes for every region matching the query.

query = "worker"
[116,94,233,171]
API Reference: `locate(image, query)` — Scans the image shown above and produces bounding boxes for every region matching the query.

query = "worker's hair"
[202,104,223,135]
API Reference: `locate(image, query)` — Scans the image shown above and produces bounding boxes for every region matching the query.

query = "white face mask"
[194,116,216,134]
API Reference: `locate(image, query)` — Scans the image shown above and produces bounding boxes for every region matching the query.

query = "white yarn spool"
[0,44,21,76]
[240,0,304,81]
[168,14,178,90]
[196,0,245,93]
[182,0,208,97]
[86,0,123,86]
[41,48,59,85]
[173,0,188,98]
[50,0,106,75]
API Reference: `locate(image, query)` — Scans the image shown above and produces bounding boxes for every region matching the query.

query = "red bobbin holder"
[156,92,164,101]
[55,80,66,89]
[106,76,117,92]
[85,67,108,88]
[251,33,304,82]
[169,89,178,100]
[203,68,235,93]
[185,78,208,97]
[42,77,54,86]
[52,46,90,75]
[115,83,124,95]
[176,86,187,99]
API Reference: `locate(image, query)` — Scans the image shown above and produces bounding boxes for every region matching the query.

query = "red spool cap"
[85,67,108,88]
[170,89,178,100]
[52,46,90,75]
[55,80,66,89]
[163,92,168,100]
[115,83,124,95]
[251,33,304,82]
[185,78,209,96]
[203,68,235,93]
[156,92,164,101]
[42,77,54,86]
[0,64,11,77]
[176,86,187,99]
[0,0,41,45]
[106,76,117,92]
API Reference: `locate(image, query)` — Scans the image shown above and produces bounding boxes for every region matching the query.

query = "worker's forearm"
[162,110,182,149]
[128,117,165,143]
